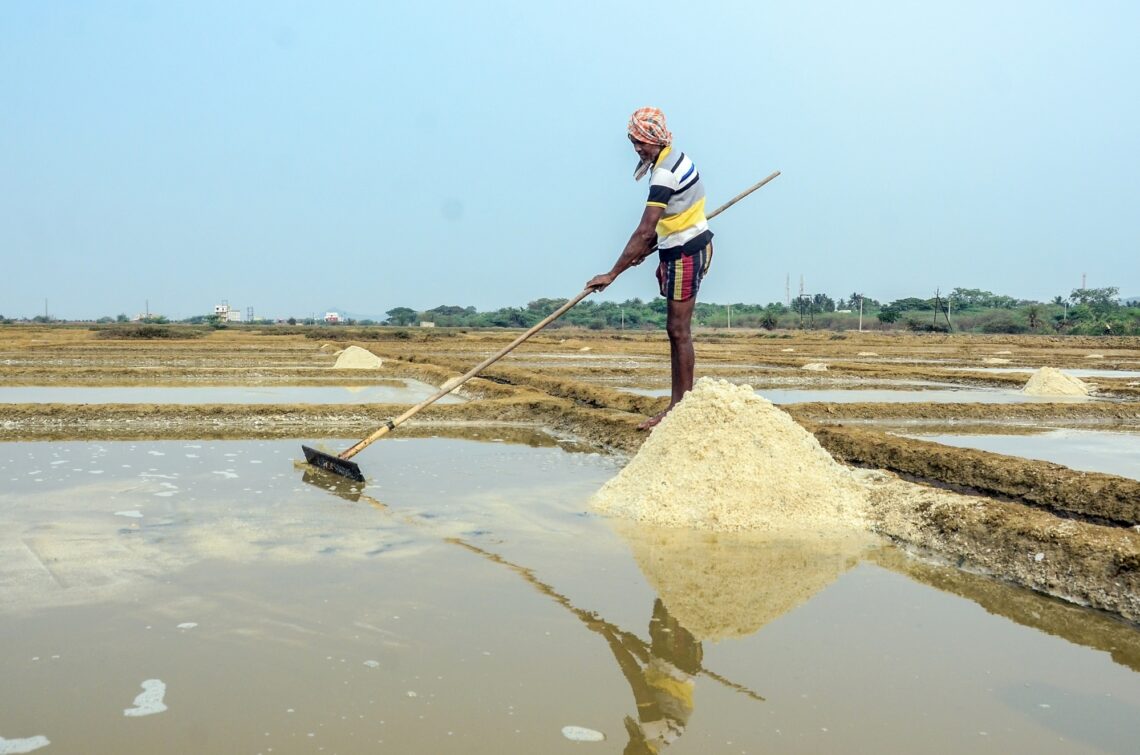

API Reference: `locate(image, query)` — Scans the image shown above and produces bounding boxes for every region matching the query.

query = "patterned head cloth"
[628,107,672,147]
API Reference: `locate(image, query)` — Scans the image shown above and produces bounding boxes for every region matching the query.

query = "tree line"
[375,286,1138,336]
[10,286,1135,336]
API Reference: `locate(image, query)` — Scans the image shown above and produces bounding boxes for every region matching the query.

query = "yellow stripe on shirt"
[656,196,707,237]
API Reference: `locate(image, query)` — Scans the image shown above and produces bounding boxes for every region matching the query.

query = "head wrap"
[628,107,672,147]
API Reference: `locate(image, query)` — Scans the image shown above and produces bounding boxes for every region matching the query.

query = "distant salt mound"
[983,357,1010,364]
[802,362,829,372]
[1086,354,1105,359]
[857,352,878,357]
[1022,367,1089,397]
[591,378,868,533]
[334,345,383,369]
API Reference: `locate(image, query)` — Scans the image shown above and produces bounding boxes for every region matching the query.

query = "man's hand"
[586,272,615,292]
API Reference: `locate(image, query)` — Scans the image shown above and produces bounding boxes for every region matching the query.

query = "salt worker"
[587,107,713,430]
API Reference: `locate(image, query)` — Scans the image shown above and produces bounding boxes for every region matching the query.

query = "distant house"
[324,312,340,324]
[214,303,242,322]
[420,321,436,328]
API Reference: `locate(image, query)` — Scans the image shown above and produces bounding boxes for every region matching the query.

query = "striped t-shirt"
[646,145,713,261]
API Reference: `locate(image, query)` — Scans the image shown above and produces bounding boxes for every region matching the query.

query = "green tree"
[385,307,418,326]
[812,293,835,312]
[889,297,933,312]
[877,307,900,325]
[1069,287,1120,317]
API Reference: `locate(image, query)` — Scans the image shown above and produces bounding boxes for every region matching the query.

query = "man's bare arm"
[586,205,664,292]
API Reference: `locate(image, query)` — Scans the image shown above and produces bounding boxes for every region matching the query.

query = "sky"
[2,1,1138,321]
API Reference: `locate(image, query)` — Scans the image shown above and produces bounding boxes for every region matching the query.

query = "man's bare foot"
[637,410,670,431]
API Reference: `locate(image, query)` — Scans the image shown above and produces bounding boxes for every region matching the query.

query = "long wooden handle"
[340,289,593,459]
[340,169,781,461]
[707,170,780,221]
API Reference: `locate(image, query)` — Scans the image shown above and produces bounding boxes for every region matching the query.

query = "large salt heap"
[1021,367,1089,397]
[591,378,868,533]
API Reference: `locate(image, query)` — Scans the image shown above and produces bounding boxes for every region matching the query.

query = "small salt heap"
[1021,367,1090,397]
[333,345,383,369]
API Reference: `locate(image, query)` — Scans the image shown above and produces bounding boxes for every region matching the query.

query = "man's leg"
[638,295,696,430]
[667,295,696,406]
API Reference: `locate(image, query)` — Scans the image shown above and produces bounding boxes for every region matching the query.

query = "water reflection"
[872,548,1140,673]
[447,539,763,753]
[612,520,879,640]
[608,599,700,753]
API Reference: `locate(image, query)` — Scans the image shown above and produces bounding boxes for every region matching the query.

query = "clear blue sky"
[2,1,1137,320]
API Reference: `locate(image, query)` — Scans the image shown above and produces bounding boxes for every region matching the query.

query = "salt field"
[622,386,1070,404]
[0,381,465,405]
[3,437,1140,753]
[899,429,1140,480]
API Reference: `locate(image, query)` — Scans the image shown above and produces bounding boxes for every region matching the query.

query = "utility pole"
[727,304,732,329]
[785,274,790,306]
[858,296,863,332]
[1081,272,1087,290]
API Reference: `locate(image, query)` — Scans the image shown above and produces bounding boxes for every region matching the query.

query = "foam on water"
[0,735,51,754]
[123,679,167,717]
[561,726,605,742]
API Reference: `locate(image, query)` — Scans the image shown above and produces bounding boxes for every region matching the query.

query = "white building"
[214,303,242,322]
[324,312,340,324]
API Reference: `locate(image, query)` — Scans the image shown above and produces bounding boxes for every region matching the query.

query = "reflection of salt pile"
[615,521,875,640]
[1021,367,1089,397]
[334,345,383,369]
[591,378,868,532]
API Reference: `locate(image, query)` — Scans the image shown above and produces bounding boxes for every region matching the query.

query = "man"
[587,107,713,430]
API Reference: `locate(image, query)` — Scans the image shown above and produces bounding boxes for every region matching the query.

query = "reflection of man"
[597,599,702,753]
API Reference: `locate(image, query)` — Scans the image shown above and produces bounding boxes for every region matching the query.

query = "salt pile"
[591,378,868,532]
[1021,367,1090,397]
[333,345,383,369]
[802,362,829,371]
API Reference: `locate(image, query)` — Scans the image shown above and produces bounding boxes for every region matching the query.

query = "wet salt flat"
[899,429,1140,480]
[624,386,1066,404]
[3,438,1140,753]
[945,367,1140,379]
[0,381,464,405]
